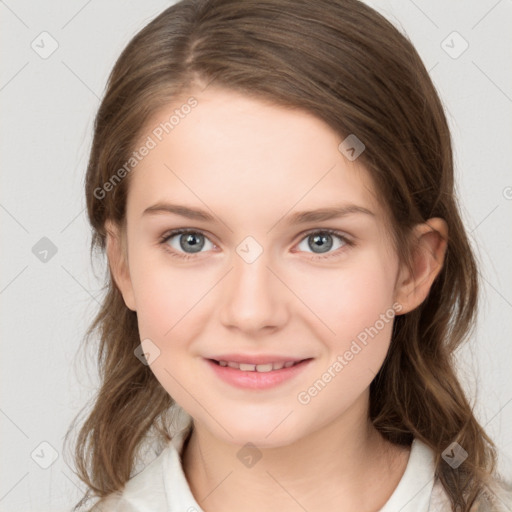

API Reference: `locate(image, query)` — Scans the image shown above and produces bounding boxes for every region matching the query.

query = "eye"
[159,229,215,260]
[159,228,353,261]
[295,229,352,259]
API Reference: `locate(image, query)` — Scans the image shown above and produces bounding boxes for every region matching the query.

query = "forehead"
[126,87,383,225]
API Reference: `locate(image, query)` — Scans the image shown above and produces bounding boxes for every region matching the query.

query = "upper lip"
[207,354,310,365]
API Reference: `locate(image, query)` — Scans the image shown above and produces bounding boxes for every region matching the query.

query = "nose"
[219,249,289,335]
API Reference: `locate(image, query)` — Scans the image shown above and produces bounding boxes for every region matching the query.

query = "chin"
[207,412,304,449]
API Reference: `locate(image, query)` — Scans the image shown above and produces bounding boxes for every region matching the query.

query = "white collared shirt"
[91,410,511,512]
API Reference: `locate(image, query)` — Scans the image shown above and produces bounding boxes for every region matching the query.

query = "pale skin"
[106,86,448,512]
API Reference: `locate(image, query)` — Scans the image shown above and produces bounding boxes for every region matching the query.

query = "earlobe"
[394,218,448,315]
[105,220,137,311]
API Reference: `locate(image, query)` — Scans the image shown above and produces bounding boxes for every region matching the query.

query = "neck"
[181,394,410,512]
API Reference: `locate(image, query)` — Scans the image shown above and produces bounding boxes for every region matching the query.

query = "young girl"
[66,0,512,510]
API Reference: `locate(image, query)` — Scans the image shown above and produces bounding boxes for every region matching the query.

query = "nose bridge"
[219,236,286,331]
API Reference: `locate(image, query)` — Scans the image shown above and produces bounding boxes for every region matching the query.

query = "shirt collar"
[377,438,436,512]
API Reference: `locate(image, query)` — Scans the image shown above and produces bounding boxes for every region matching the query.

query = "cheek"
[291,250,398,394]
[129,255,211,404]
[293,250,398,339]
[293,257,397,421]
[127,240,208,333]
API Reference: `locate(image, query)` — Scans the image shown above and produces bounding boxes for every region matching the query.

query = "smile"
[213,360,302,372]
[205,358,314,390]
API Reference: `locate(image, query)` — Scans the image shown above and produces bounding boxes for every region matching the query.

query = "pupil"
[180,233,204,253]
[310,233,332,253]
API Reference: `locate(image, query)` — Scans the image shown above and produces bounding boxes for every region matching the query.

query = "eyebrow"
[142,202,374,224]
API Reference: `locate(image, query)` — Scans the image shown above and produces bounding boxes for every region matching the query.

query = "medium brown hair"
[66,1,508,510]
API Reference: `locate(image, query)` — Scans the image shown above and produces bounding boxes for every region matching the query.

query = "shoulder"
[430,476,512,512]
[476,477,512,512]
[429,478,452,510]
[88,410,194,511]
[87,444,172,511]
[89,492,136,512]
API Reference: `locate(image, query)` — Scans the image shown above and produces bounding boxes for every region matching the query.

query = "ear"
[105,219,136,311]
[394,217,448,315]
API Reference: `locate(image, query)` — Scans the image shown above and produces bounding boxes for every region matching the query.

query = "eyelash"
[158,228,354,261]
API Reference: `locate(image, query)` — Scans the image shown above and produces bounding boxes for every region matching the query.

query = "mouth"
[208,358,311,372]
[205,357,314,390]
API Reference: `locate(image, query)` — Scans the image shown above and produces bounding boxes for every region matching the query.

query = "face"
[111,86,406,448]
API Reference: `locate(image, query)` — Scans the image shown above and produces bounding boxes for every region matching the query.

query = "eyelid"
[159,228,219,247]
[295,226,353,242]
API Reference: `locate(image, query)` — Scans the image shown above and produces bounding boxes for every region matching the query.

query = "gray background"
[1,0,511,510]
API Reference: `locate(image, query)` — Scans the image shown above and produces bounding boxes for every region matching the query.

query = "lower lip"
[205,358,313,390]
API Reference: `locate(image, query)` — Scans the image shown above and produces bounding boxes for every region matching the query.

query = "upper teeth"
[218,360,297,372]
